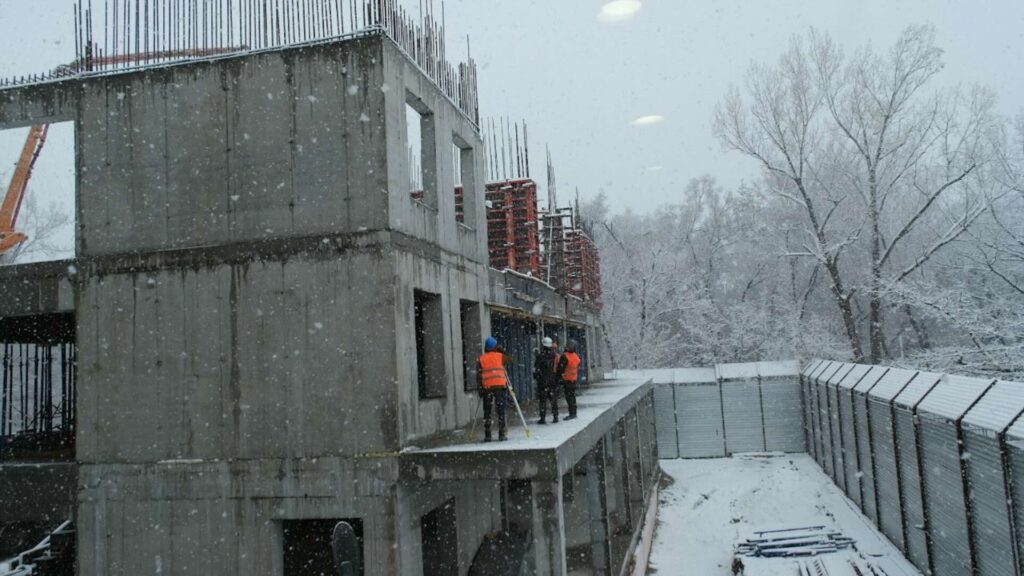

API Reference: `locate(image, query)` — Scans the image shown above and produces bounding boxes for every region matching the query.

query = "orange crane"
[0,124,48,257]
[0,46,243,260]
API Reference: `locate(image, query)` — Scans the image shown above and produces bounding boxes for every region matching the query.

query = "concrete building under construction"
[0,2,654,575]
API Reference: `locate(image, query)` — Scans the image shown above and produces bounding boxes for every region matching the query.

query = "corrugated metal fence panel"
[808,376,823,464]
[653,383,678,459]
[676,383,726,458]
[839,388,862,507]
[817,380,836,478]
[803,377,817,460]
[920,417,973,576]
[868,398,904,551]
[963,380,1024,432]
[855,391,878,522]
[762,376,804,452]
[722,379,765,454]
[963,429,1017,576]
[1008,443,1024,575]
[828,383,847,491]
[893,409,929,571]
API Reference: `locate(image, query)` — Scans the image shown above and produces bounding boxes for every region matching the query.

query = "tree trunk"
[868,167,885,364]
[824,258,865,362]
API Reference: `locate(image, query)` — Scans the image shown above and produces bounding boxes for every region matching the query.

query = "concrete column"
[531,477,567,576]
[585,443,612,576]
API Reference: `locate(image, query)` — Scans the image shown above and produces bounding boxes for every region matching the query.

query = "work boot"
[484,431,492,443]
[553,415,559,423]
[499,431,508,442]
[537,417,547,425]
[564,414,577,421]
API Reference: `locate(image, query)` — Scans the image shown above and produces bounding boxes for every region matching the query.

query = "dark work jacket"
[533,348,558,388]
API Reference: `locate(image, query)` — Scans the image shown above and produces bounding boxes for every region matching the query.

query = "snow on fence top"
[917,374,995,421]
[838,364,872,389]
[810,360,836,382]
[758,360,801,378]
[716,362,760,381]
[816,362,846,385]
[854,366,889,392]
[607,368,715,384]
[826,363,856,386]
[672,367,718,383]
[962,380,1024,432]
[892,371,943,409]
[867,368,918,401]
[802,358,826,377]
[1004,404,1024,443]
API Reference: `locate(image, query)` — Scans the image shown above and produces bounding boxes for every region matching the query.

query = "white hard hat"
[542,337,553,348]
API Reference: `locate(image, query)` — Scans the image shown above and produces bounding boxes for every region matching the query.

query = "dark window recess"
[563,469,576,503]
[459,300,482,391]
[415,290,447,399]
[283,519,364,576]
[421,499,458,576]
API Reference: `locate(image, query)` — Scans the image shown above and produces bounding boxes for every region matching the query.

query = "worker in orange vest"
[556,339,582,420]
[477,336,508,442]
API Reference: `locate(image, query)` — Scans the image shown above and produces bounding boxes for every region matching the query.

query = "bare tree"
[714,35,866,360]
[812,25,998,362]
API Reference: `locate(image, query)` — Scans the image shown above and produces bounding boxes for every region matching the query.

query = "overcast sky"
[3,0,1024,244]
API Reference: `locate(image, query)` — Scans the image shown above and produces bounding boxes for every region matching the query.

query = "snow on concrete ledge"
[400,377,651,481]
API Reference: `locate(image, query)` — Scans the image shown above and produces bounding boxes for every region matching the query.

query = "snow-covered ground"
[648,454,922,576]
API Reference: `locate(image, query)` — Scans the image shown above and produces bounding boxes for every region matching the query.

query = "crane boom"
[0,124,48,256]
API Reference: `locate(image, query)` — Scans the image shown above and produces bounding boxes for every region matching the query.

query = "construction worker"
[556,339,582,420]
[534,336,559,424]
[477,336,508,442]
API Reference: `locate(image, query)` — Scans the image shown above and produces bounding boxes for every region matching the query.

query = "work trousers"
[537,380,559,421]
[481,387,508,438]
[562,382,577,418]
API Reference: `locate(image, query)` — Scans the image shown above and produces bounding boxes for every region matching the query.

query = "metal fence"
[805,358,1024,576]
[616,361,804,459]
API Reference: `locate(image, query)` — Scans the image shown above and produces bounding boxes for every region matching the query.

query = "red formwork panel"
[485,179,540,276]
[565,228,602,305]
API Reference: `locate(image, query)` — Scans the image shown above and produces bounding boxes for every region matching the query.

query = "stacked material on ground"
[736,526,855,558]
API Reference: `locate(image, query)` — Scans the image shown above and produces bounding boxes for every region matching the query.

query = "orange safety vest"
[479,351,508,389]
[561,352,581,383]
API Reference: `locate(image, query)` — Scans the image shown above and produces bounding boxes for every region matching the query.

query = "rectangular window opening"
[459,300,482,391]
[415,289,447,399]
[406,95,436,208]
[282,518,364,576]
[452,134,476,228]
[0,121,75,266]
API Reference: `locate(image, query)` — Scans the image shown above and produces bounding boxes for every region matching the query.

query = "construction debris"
[736,526,855,558]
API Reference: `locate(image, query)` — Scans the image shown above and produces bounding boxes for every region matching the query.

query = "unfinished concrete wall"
[75,37,389,256]
[381,41,487,264]
[0,260,75,318]
[76,249,398,464]
[0,80,76,130]
[392,243,492,443]
[78,457,400,575]
[395,479,502,575]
